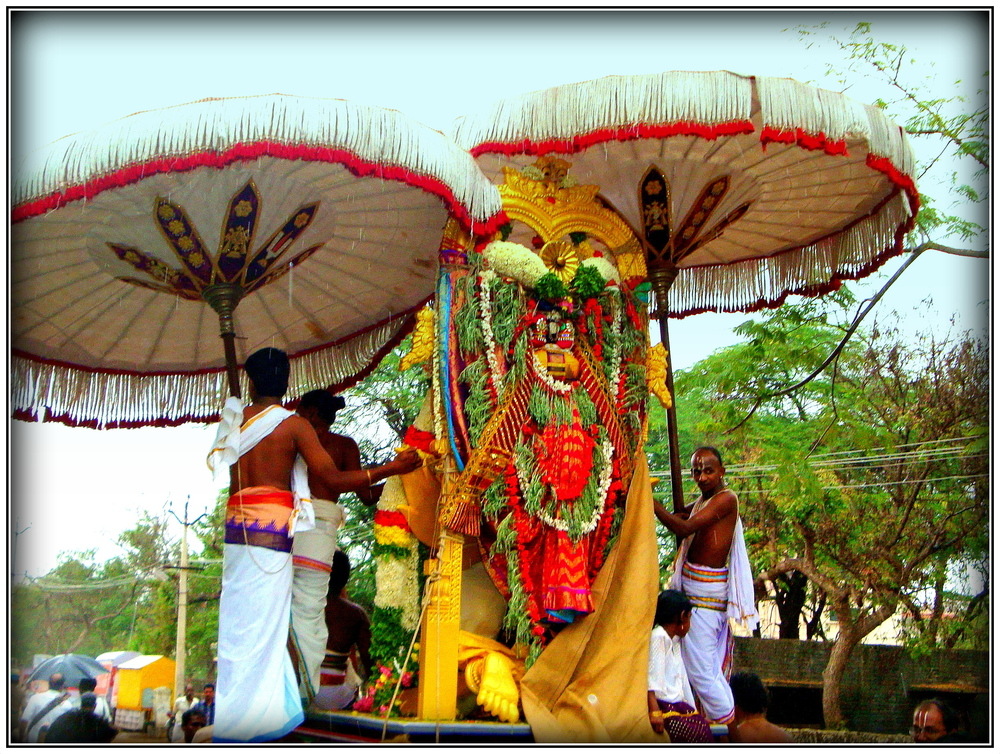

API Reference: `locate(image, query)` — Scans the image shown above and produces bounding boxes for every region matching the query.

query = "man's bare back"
[295,392,383,505]
[312,432,380,504]
[231,398,419,496]
[325,596,372,675]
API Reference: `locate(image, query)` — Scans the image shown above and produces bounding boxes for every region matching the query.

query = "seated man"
[314,550,372,710]
[729,671,794,743]
[647,590,714,743]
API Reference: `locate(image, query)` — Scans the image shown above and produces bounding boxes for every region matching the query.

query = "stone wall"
[732,637,989,741]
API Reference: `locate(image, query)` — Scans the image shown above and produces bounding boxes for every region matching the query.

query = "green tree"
[665,290,988,729]
[326,335,430,613]
[11,512,176,663]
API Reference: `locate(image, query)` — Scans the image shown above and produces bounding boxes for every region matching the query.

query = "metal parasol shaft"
[648,263,686,515]
[203,283,244,400]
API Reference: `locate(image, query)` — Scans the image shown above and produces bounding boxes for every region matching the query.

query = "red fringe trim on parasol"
[759,126,849,156]
[469,120,757,158]
[866,154,921,216]
[12,141,507,239]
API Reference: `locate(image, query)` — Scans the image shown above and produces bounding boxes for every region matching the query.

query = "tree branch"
[725,248,925,435]
[912,240,988,259]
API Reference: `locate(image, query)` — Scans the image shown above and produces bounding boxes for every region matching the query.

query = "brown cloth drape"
[520,452,663,743]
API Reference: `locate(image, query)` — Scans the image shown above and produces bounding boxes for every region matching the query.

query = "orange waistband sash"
[225,486,295,552]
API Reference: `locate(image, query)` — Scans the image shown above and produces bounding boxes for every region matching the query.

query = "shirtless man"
[654,447,737,569]
[729,671,795,743]
[314,550,372,710]
[290,389,385,700]
[297,390,382,505]
[228,377,417,499]
[653,447,757,729]
[211,347,419,742]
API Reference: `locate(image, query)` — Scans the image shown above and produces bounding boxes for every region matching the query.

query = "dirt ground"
[111,730,171,744]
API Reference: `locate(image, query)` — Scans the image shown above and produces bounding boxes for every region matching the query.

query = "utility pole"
[167,497,207,704]
[11,520,30,581]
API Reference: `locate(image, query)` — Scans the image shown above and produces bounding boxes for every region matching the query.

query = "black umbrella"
[27,654,107,688]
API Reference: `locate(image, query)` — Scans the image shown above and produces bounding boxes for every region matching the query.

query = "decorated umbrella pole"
[452,70,919,513]
[12,94,504,427]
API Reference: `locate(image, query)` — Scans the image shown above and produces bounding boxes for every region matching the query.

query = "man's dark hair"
[730,671,770,714]
[918,698,960,733]
[299,389,346,426]
[78,677,97,693]
[653,589,693,627]
[182,709,206,725]
[329,549,352,596]
[48,673,65,691]
[79,692,97,711]
[203,682,215,691]
[694,446,724,466]
[244,348,290,398]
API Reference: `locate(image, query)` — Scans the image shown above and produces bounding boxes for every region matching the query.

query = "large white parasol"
[12,94,504,428]
[451,70,919,511]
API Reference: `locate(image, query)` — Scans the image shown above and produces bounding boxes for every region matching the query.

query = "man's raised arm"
[654,490,737,539]
[292,416,421,493]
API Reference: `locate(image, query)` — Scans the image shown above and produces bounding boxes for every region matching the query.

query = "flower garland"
[529,348,573,394]
[483,240,548,287]
[477,272,503,400]
[358,473,422,716]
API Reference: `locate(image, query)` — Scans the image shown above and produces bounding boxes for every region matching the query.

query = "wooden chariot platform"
[295,708,535,744]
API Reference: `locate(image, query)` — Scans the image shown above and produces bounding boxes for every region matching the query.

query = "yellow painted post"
[416,527,464,721]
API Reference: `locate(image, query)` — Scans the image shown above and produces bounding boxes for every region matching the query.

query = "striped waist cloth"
[225,486,295,552]
[682,561,729,612]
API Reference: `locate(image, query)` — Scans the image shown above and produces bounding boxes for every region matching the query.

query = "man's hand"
[649,710,665,734]
[391,448,422,474]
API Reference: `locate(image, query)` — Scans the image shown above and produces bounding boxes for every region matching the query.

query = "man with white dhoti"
[654,447,758,730]
[207,349,420,742]
[291,390,383,701]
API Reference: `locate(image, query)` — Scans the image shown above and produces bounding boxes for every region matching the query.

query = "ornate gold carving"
[539,240,580,282]
[439,216,472,254]
[646,342,673,409]
[498,165,635,252]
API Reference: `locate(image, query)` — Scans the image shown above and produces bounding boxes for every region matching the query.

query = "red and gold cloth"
[224,486,295,553]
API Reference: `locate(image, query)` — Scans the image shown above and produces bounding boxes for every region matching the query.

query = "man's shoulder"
[706,487,738,510]
[25,689,58,708]
[331,597,370,621]
[325,432,359,450]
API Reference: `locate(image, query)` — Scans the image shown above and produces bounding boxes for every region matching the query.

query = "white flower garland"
[530,348,573,394]
[483,240,548,287]
[477,274,504,390]
[374,476,422,632]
